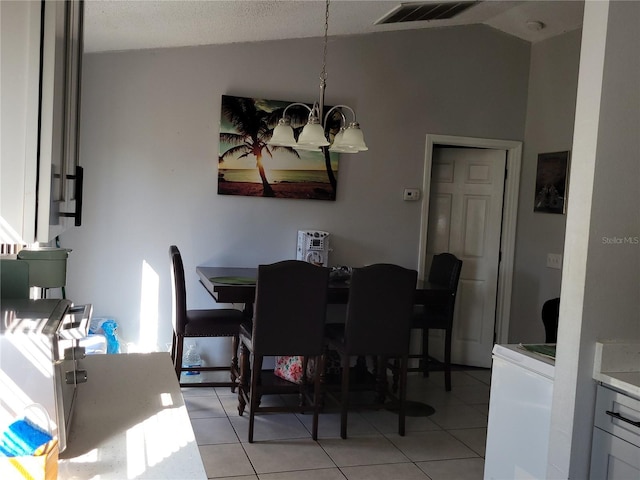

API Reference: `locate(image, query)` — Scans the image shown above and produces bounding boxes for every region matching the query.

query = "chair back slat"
[425,253,463,324]
[428,253,463,292]
[344,263,417,356]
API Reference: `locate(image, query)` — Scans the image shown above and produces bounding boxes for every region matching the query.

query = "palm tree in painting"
[219,95,339,199]
[219,96,274,196]
[219,96,294,197]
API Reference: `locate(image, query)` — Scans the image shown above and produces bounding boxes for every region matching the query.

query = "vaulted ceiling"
[84,0,584,53]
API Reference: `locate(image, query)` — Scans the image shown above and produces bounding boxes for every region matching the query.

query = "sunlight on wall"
[137,260,159,352]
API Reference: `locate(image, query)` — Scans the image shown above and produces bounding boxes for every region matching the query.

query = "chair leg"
[444,328,452,391]
[238,343,249,416]
[399,355,408,436]
[248,355,263,443]
[170,333,177,364]
[230,334,239,392]
[299,357,309,407]
[375,355,387,404]
[391,358,399,394]
[422,327,430,377]
[319,348,331,410]
[340,353,350,439]
[174,335,184,381]
[312,354,323,441]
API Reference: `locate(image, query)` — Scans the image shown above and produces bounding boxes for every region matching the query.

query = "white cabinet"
[590,384,640,479]
[1,0,84,245]
[484,345,555,480]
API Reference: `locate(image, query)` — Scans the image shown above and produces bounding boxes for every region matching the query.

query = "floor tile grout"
[188,369,489,479]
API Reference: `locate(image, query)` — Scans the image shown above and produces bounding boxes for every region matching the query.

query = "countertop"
[58,352,207,479]
[492,343,555,379]
[593,341,640,399]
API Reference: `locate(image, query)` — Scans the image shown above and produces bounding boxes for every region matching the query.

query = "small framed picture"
[534,151,570,214]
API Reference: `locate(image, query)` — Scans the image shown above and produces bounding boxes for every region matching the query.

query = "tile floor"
[183,368,491,480]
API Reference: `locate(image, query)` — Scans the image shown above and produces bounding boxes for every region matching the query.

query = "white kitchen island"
[58,352,206,479]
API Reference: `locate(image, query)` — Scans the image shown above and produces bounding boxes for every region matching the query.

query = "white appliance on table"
[484,343,555,480]
[296,230,330,266]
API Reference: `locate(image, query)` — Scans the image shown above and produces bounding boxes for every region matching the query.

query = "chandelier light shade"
[297,119,330,147]
[339,124,368,151]
[267,0,367,154]
[269,118,297,147]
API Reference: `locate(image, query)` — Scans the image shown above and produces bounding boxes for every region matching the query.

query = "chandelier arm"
[282,102,313,120]
[323,105,355,127]
[309,103,321,122]
[324,108,346,129]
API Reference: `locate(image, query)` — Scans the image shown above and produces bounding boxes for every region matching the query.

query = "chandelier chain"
[320,0,330,84]
[267,0,366,152]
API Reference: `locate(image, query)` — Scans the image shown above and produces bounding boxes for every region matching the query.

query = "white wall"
[60,25,530,350]
[509,29,582,342]
[547,1,640,477]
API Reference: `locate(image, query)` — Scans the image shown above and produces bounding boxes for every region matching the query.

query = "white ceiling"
[83,0,584,54]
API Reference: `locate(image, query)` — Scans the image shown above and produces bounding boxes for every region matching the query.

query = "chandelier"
[268,0,368,153]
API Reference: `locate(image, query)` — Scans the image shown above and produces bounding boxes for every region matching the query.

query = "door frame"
[418,134,522,344]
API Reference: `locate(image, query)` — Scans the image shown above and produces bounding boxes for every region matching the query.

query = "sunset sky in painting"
[218,96,339,171]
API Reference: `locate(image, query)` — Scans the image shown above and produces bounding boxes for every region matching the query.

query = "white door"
[426,146,506,368]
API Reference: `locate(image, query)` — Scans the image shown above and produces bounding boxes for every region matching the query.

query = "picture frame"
[218,95,340,201]
[533,151,570,214]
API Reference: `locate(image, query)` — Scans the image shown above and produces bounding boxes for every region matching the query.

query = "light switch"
[546,253,563,269]
[403,188,421,201]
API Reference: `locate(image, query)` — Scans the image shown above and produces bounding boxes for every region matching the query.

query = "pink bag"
[273,356,316,384]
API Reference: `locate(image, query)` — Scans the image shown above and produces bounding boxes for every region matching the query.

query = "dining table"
[196,265,453,309]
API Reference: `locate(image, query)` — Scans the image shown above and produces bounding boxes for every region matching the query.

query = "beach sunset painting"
[218,95,340,201]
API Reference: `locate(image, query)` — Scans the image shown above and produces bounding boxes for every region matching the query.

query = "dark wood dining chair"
[542,297,560,343]
[169,245,245,389]
[406,252,462,391]
[237,260,330,443]
[325,263,417,439]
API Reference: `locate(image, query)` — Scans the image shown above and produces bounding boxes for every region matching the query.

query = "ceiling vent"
[376,1,479,25]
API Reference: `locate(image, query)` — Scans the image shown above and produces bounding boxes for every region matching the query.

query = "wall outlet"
[403,188,421,201]
[546,253,563,269]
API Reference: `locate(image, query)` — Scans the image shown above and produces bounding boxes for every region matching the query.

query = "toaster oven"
[0,298,92,452]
